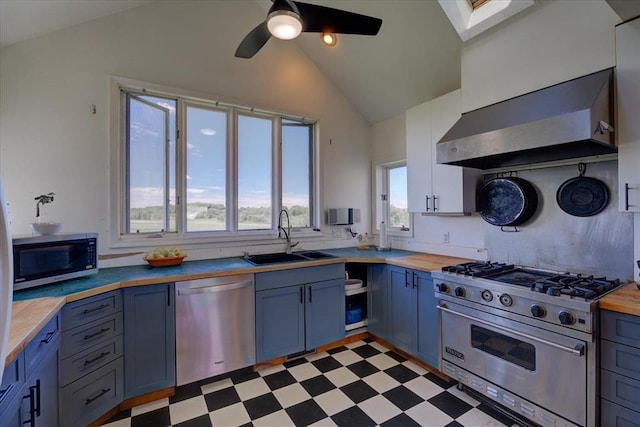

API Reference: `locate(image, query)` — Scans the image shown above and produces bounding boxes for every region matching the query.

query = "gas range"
[432,261,624,335]
[433,261,625,427]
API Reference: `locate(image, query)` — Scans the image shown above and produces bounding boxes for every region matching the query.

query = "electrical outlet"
[443,232,450,244]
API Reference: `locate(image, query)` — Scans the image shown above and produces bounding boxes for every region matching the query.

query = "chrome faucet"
[278,208,299,254]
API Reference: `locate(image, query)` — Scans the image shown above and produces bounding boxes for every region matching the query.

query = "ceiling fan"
[235,0,383,58]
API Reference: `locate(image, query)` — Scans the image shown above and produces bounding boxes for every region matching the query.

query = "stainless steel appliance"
[12,233,98,290]
[437,68,615,170]
[175,274,255,386]
[433,262,624,427]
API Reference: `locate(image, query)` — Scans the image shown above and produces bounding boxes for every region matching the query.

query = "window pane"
[282,120,311,227]
[126,95,176,233]
[238,115,272,230]
[186,106,227,232]
[388,166,409,229]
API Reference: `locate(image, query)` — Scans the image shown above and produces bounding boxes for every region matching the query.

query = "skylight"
[439,0,535,41]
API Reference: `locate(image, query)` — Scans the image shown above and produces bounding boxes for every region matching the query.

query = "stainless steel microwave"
[12,233,98,291]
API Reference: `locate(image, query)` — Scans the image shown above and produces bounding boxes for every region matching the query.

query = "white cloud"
[187,188,206,194]
[187,143,196,149]
[200,128,217,136]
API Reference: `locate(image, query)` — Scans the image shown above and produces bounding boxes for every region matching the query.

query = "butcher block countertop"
[6,249,472,367]
[599,282,640,317]
[5,297,65,369]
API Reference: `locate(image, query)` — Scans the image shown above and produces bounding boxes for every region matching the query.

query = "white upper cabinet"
[616,18,640,212]
[406,89,480,213]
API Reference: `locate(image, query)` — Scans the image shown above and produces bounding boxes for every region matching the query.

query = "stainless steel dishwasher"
[175,274,255,386]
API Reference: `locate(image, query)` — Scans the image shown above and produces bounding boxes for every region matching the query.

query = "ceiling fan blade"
[235,21,271,58]
[293,1,382,35]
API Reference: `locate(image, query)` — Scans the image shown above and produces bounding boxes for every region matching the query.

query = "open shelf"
[345,319,368,331]
[345,286,368,296]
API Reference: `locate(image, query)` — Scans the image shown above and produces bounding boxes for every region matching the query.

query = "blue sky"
[129,96,311,209]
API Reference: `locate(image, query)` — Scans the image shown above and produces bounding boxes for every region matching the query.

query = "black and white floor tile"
[103,339,515,427]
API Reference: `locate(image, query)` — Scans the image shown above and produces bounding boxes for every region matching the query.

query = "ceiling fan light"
[321,32,337,47]
[267,10,303,40]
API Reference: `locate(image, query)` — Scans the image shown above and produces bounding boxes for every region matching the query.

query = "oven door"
[439,301,587,426]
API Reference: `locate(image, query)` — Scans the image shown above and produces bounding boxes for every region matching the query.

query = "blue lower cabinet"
[60,290,124,426]
[256,285,306,362]
[385,267,438,368]
[1,316,59,427]
[387,267,417,352]
[415,271,437,367]
[367,265,387,338]
[256,265,345,362]
[123,283,176,398]
[305,279,345,350]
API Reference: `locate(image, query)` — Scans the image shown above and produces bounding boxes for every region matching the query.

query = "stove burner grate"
[532,275,621,300]
[442,261,514,277]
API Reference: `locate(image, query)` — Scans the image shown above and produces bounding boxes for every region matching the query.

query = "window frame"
[109,76,320,248]
[373,159,412,238]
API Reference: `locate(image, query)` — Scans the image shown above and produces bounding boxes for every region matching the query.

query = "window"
[114,78,317,245]
[374,160,411,236]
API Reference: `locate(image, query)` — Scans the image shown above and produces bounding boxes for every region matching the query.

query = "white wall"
[370,113,486,260]
[0,1,371,266]
[461,0,620,112]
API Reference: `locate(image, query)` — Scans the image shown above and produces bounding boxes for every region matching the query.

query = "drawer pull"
[40,331,56,344]
[82,303,109,315]
[85,387,111,405]
[84,328,110,340]
[84,351,110,366]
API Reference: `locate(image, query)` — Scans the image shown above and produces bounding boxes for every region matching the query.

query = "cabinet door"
[124,284,175,398]
[256,286,305,362]
[33,335,59,427]
[616,19,640,212]
[367,264,387,339]
[406,101,433,213]
[306,279,345,349]
[387,267,416,353]
[430,90,477,213]
[414,271,438,368]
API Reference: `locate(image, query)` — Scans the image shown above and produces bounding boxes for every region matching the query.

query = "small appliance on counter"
[12,233,98,291]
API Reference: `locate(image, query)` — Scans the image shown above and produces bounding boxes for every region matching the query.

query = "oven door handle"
[437,304,585,357]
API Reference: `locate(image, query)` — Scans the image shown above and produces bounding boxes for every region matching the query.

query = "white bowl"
[31,222,63,235]
[345,279,363,290]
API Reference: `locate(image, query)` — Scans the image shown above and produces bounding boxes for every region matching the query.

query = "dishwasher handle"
[178,280,253,295]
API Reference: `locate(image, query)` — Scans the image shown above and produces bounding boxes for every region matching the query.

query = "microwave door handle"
[437,304,585,356]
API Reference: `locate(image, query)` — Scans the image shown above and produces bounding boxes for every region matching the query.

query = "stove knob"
[481,290,493,302]
[530,305,546,318]
[454,287,465,297]
[499,294,513,307]
[436,283,449,293]
[558,311,576,325]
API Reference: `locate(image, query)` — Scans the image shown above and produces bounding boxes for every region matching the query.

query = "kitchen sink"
[244,251,336,265]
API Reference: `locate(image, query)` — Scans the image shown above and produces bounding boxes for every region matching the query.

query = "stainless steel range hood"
[437,69,615,170]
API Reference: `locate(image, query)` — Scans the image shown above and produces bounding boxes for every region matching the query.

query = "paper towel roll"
[379,221,388,249]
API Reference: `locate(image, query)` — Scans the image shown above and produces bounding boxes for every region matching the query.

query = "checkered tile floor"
[102,339,515,427]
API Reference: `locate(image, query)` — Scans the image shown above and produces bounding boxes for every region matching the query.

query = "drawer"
[601,339,640,381]
[601,398,640,427]
[60,335,124,387]
[62,290,122,331]
[602,369,640,413]
[61,313,123,358]
[24,314,59,378]
[60,358,123,427]
[601,310,640,348]
[0,353,23,411]
[256,263,344,291]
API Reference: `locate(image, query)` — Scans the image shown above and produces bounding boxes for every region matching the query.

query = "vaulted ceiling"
[0,0,467,124]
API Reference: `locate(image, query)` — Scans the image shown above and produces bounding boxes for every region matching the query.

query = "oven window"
[471,325,536,371]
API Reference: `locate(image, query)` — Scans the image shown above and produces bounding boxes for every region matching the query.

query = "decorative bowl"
[144,255,186,267]
[31,222,63,235]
